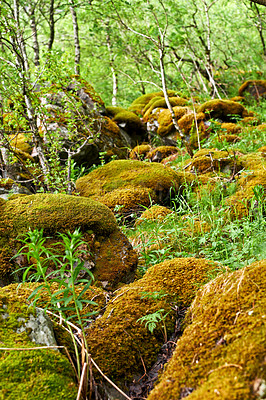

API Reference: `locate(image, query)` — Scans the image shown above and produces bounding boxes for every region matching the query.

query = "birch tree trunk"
[69,0,81,75]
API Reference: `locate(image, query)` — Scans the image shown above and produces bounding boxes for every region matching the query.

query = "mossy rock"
[9,133,33,154]
[143,97,188,121]
[148,259,266,400]
[0,287,78,399]
[86,257,224,384]
[220,122,242,134]
[198,99,248,121]
[190,148,243,174]
[238,80,266,101]
[0,193,137,289]
[225,169,266,218]
[76,159,194,213]
[136,205,173,225]
[129,90,180,114]
[129,144,152,160]
[111,110,147,144]
[156,106,192,137]
[147,146,179,162]
[219,134,241,143]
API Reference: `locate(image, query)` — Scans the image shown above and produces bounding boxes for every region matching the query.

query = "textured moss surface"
[136,205,173,224]
[0,286,77,399]
[86,257,223,383]
[198,99,248,121]
[0,193,137,289]
[76,159,193,213]
[148,259,266,400]
[190,148,243,174]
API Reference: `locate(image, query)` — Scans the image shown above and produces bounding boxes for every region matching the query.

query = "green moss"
[0,286,77,399]
[129,90,181,114]
[112,110,143,127]
[148,260,266,400]
[198,99,248,121]
[129,144,152,160]
[1,193,117,238]
[86,257,223,383]
[105,106,127,117]
[76,159,194,212]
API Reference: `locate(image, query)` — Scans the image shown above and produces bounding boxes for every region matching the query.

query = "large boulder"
[0,193,137,289]
[147,259,266,400]
[76,159,195,215]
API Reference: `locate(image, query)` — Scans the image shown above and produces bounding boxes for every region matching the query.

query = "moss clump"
[147,146,179,161]
[198,99,248,121]
[148,260,266,400]
[86,257,223,383]
[190,148,243,174]
[76,159,193,213]
[9,133,33,154]
[129,144,152,160]
[143,97,188,121]
[0,193,138,289]
[156,106,191,137]
[129,90,180,114]
[220,123,242,134]
[0,286,77,399]
[219,134,241,143]
[1,193,117,238]
[136,205,173,224]
[238,80,266,100]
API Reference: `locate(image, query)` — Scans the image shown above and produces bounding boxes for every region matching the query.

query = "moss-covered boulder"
[129,144,152,160]
[148,259,266,400]
[147,146,180,162]
[0,193,137,289]
[86,257,223,386]
[143,97,188,122]
[106,106,147,145]
[128,90,182,114]
[76,159,194,214]
[238,80,266,101]
[190,148,243,174]
[0,286,78,399]
[136,205,173,225]
[198,99,249,121]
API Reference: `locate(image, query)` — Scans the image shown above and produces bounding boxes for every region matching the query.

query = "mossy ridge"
[86,257,223,383]
[0,286,77,399]
[147,259,266,400]
[0,193,117,238]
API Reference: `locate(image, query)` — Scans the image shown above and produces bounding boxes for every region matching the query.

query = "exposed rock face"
[76,159,195,215]
[147,259,266,400]
[0,287,78,399]
[0,193,137,289]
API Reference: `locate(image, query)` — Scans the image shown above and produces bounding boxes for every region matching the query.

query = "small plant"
[15,228,97,399]
[137,308,169,342]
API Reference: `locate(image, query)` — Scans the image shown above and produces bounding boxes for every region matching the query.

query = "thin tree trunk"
[106,29,118,106]
[69,0,81,75]
[48,0,55,51]
[28,5,40,67]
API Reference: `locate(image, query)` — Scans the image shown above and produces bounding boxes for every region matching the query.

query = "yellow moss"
[129,90,180,114]
[220,123,242,134]
[102,186,156,213]
[238,79,266,98]
[143,97,188,121]
[256,124,266,132]
[76,159,194,212]
[129,144,152,160]
[156,107,191,137]
[136,205,173,224]
[258,145,266,153]
[0,193,117,238]
[198,99,248,120]
[147,146,179,161]
[177,112,206,136]
[190,148,243,174]
[147,260,266,400]
[9,133,33,154]
[219,134,241,143]
[105,106,126,117]
[242,116,260,125]
[86,257,224,382]
[0,178,14,190]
